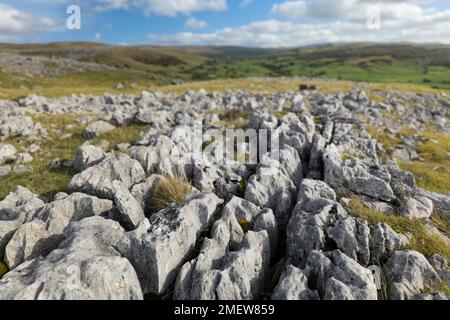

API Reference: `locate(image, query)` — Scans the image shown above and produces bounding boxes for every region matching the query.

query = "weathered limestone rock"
[131,174,163,214]
[307,133,326,180]
[323,144,395,201]
[0,187,45,259]
[430,254,450,286]
[0,144,17,165]
[174,197,277,300]
[73,143,105,172]
[112,181,145,230]
[69,153,145,199]
[129,135,191,177]
[245,154,297,229]
[0,217,143,300]
[123,193,223,295]
[370,223,409,262]
[287,179,347,264]
[83,120,115,138]
[272,265,319,300]
[418,189,450,217]
[4,193,113,269]
[304,250,378,300]
[384,250,440,300]
[327,217,371,266]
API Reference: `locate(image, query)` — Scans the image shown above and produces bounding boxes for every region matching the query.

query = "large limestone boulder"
[174,197,276,300]
[123,193,223,295]
[83,120,115,139]
[4,193,113,269]
[0,144,17,165]
[73,143,105,172]
[112,181,145,230]
[272,265,319,300]
[384,250,441,300]
[69,153,145,199]
[0,217,143,300]
[304,250,378,300]
[0,187,45,260]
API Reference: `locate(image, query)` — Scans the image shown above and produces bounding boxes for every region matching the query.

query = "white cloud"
[185,17,208,29]
[270,0,430,21]
[93,0,130,11]
[239,0,253,7]
[151,7,450,47]
[94,33,102,41]
[0,3,56,33]
[0,3,56,41]
[94,0,228,16]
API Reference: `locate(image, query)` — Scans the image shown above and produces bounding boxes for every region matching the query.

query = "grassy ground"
[0,114,148,200]
[191,54,450,89]
[347,199,450,297]
[347,199,450,261]
[368,124,450,195]
[2,73,449,101]
[1,77,448,200]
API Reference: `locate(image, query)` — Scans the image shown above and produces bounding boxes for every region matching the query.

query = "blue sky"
[1,0,450,47]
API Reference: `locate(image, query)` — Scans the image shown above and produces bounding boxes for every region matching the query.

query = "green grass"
[346,199,450,261]
[399,162,450,195]
[2,42,450,100]
[0,114,148,200]
[190,52,450,90]
[366,124,450,195]
[399,128,449,195]
[367,125,401,151]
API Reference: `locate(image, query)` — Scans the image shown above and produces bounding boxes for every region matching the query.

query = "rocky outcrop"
[122,193,223,295]
[384,250,441,300]
[0,187,45,260]
[83,120,115,138]
[0,88,448,301]
[174,197,276,300]
[272,265,319,300]
[69,153,145,199]
[0,217,142,300]
[4,193,113,269]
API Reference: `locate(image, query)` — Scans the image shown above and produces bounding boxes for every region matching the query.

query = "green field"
[1,42,450,99]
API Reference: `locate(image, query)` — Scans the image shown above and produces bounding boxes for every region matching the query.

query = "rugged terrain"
[0,84,449,300]
[0,42,449,101]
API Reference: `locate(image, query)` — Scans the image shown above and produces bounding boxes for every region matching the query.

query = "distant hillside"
[0,42,449,90]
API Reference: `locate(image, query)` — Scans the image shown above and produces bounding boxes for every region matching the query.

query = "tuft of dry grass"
[0,261,8,278]
[152,176,192,211]
[422,281,450,297]
[238,218,252,233]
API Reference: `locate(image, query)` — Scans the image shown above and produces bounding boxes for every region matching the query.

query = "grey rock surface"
[123,193,223,295]
[0,217,143,300]
[69,153,145,199]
